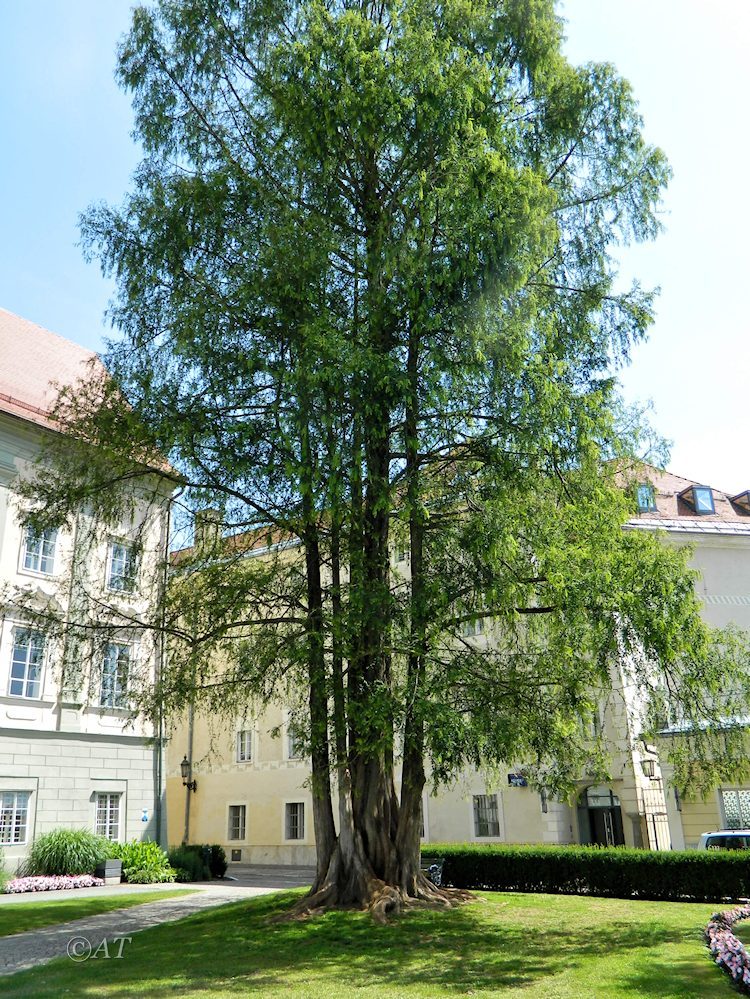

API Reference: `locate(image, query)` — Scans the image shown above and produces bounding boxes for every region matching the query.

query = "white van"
[697,830,750,850]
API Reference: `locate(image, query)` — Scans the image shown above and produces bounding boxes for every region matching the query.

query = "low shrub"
[168,846,211,882]
[421,843,750,902]
[166,844,226,881]
[24,829,112,877]
[208,844,228,878]
[126,868,176,884]
[108,840,175,884]
[6,875,105,893]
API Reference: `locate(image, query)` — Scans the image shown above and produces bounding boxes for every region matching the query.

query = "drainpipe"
[154,491,173,848]
[183,700,195,844]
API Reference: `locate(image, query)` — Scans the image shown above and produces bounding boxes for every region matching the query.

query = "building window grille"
[285,802,305,840]
[23,526,58,574]
[473,794,500,838]
[0,791,30,844]
[9,630,45,698]
[100,643,129,708]
[228,804,246,840]
[236,730,253,763]
[107,541,137,593]
[95,793,121,840]
[722,790,750,829]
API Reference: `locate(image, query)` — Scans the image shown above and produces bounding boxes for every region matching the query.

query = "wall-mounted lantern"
[180,755,197,792]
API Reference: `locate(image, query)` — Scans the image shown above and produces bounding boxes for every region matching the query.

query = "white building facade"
[0,309,170,872]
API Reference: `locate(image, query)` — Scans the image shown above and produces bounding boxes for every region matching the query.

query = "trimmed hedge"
[421,844,750,902]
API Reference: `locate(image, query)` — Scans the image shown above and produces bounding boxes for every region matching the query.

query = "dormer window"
[731,491,750,514]
[636,484,657,513]
[680,485,715,515]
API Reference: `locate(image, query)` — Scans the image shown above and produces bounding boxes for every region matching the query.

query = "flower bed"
[705,904,750,992]
[5,874,105,894]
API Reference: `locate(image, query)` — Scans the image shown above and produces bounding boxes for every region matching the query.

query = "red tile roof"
[0,308,99,431]
[627,463,750,528]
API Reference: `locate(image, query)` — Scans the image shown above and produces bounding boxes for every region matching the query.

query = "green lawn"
[2,889,728,998]
[0,889,191,938]
[733,917,750,945]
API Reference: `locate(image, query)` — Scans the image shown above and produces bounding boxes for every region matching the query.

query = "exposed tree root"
[277,869,474,924]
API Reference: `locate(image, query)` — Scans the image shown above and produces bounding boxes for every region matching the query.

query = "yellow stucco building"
[165,466,750,863]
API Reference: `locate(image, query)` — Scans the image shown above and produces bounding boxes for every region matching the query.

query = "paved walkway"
[0,865,315,977]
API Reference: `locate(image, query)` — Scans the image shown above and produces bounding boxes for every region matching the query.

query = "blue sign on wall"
[507,773,528,787]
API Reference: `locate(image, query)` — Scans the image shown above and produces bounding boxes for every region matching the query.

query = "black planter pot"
[95,859,123,884]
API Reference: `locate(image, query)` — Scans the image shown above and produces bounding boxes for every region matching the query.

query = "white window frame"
[0,790,31,845]
[420,793,429,842]
[99,642,130,709]
[20,525,58,576]
[236,729,253,763]
[8,628,46,699]
[106,540,138,594]
[285,719,305,761]
[461,616,485,638]
[228,803,247,841]
[283,800,306,842]
[471,792,502,840]
[95,792,122,841]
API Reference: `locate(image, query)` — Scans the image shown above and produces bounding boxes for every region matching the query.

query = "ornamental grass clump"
[705,905,750,993]
[24,828,112,877]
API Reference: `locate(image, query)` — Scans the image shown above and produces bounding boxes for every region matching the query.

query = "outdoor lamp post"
[180,755,197,792]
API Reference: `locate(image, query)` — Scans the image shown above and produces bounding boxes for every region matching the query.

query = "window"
[473,793,500,838]
[9,630,45,698]
[236,730,253,763]
[0,791,30,844]
[395,542,409,564]
[693,487,715,514]
[722,789,750,829]
[22,526,58,574]
[285,802,305,840]
[286,722,304,760]
[636,484,656,513]
[461,617,484,638]
[679,484,715,515]
[100,643,129,708]
[95,793,121,840]
[106,541,137,593]
[228,804,246,840]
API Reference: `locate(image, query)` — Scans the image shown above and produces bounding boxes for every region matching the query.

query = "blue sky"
[1,2,747,492]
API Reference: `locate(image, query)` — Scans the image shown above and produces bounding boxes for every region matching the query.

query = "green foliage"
[125,867,176,884]
[107,840,175,884]
[207,844,228,878]
[24,829,112,877]
[167,845,211,882]
[423,843,750,902]
[12,0,750,894]
[0,847,6,892]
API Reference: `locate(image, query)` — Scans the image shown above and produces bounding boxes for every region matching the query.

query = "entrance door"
[579,786,625,847]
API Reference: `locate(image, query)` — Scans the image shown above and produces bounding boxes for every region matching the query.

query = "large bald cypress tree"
[18,1,750,917]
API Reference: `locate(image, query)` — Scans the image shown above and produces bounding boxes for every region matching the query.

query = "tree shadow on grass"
[2,890,717,999]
